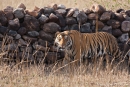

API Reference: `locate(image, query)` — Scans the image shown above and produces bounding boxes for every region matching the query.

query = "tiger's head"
[54,31,72,50]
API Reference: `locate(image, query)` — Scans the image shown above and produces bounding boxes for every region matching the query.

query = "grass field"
[0,0,130,87]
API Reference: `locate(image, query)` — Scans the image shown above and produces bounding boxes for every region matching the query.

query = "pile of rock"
[0,3,129,64]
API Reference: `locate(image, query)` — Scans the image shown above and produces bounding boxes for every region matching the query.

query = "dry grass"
[0,0,130,87]
[0,0,130,11]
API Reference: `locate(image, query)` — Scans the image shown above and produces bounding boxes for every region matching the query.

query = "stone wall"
[0,3,129,64]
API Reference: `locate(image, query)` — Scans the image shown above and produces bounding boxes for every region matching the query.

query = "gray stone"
[20,46,32,53]
[57,4,66,9]
[18,39,27,46]
[100,11,112,21]
[0,10,8,26]
[80,23,92,33]
[66,17,77,25]
[49,13,59,22]
[66,8,75,17]
[22,35,37,43]
[38,14,49,24]
[77,11,87,24]
[121,21,130,33]
[8,18,20,31]
[13,8,25,18]
[102,26,112,34]
[70,24,79,31]
[17,3,26,10]
[33,50,44,58]
[8,30,17,37]
[3,6,13,13]
[28,31,39,37]
[18,27,27,35]
[88,13,96,20]
[23,15,40,31]
[0,26,8,34]
[107,19,120,29]
[15,34,21,39]
[90,4,106,14]
[56,9,66,16]
[44,7,54,15]
[112,29,122,37]
[42,22,61,34]
[73,8,79,18]
[38,39,51,47]
[39,30,53,42]
[118,33,129,43]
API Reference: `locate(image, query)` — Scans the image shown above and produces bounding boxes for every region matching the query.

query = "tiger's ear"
[55,31,60,37]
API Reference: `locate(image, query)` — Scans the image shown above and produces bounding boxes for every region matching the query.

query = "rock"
[0,33,4,40]
[100,11,112,21]
[56,9,66,16]
[121,21,130,33]
[42,22,61,34]
[70,24,79,31]
[49,13,59,22]
[112,29,122,37]
[38,39,51,47]
[0,26,8,34]
[118,33,129,43]
[8,30,17,37]
[33,50,44,58]
[48,3,58,10]
[3,6,13,13]
[22,35,37,43]
[39,30,53,42]
[57,4,66,9]
[23,15,40,31]
[17,3,26,10]
[45,52,60,64]
[0,10,8,26]
[4,43,18,51]
[73,8,79,18]
[25,10,39,17]
[5,12,14,20]
[125,10,130,17]
[8,18,20,31]
[28,31,39,37]
[44,7,54,15]
[56,13,66,27]
[13,8,25,18]
[82,8,92,15]
[18,39,27,46]
[107,19,120,29]
[38,14,49,24]
[18,27,27,35]
[66,17,77,25]
[102,26,112,34]
[33,43,48,52]
[90,4,106,14]
[77,11,87,24]
[49,46,58,52]
[116,8,125,13]
[80,23,92,33]
[114,13,125,21]
[97,21,105,30]
[66,8,75,17]
[20,46,32,53]
[18,52,34,62]
[15,34,21,39]
[88,13,97,20]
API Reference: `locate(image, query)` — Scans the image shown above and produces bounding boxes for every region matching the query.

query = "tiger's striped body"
[54,30,122,65]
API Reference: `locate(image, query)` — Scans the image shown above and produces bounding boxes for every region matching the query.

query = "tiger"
[54,30,122,66]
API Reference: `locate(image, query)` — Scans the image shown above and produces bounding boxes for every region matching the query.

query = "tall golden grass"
[0,0,130,11]
[0,0,130,87]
